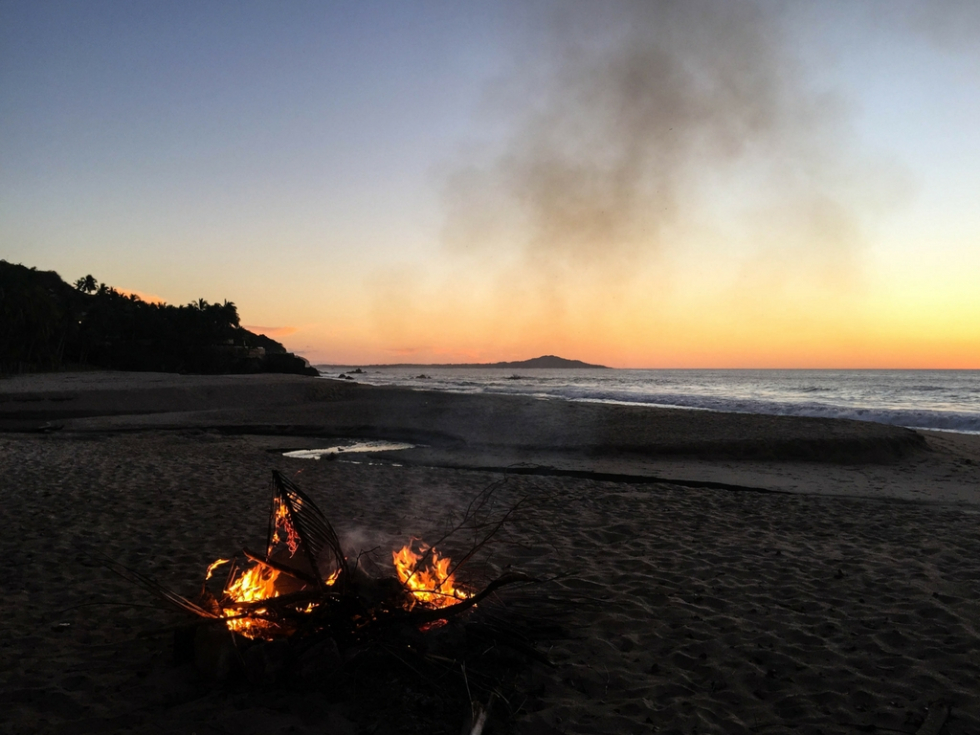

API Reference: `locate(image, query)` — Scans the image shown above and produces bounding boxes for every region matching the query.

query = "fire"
[205,559,341,640]
[203,478,469,640]
[205,558,230,581]
[222,561,282,638]
[226,562,281,605]
[206,542,469,640]
[271,496,301,555]
[162,473,519,647]
[392,541,471,609]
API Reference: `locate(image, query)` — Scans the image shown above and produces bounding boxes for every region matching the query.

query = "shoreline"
[0,370,932,459]
[319,366,980,437]
[5,370,980,505]
[5,368,977,436]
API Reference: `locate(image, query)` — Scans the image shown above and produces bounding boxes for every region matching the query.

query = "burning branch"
[104,470,534,648]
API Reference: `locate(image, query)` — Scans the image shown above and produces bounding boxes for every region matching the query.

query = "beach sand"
[1,372,978,734]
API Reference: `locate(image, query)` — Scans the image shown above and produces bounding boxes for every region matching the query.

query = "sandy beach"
[2,372,978,734]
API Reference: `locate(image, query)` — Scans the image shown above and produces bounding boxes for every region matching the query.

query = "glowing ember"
[392,541,471,609]
[271,496,301,555]
[204,558,230,581]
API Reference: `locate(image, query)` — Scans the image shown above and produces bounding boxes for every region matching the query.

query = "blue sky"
[2,1,978,366]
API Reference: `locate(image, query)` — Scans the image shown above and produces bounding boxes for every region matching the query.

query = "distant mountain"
[480,355,608,369]
[345,355,609,369]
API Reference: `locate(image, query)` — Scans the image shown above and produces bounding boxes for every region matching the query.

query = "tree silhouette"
[1,261,314,375]
[74,274,97,293]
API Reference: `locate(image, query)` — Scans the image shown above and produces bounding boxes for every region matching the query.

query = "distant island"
[0,260,317,376]
[344,355,609,369]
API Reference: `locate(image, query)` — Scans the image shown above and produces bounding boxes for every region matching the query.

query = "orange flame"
[204,558,230,581]
[392,541,470,609]
[205,559,341,640]
[271,497,301,555]
[204,536,468,640]
[222,561,282,638]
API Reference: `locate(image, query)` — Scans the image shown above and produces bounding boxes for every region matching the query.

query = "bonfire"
[96,471,559,734]
[107,471,530,650]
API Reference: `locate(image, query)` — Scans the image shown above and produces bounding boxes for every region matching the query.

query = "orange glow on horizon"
[293,311,979,370]
[117,288,166,305]
[243,325,299,339]
[301,340,980,371]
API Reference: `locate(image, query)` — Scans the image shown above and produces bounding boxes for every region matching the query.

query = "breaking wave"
[318,367,980,435]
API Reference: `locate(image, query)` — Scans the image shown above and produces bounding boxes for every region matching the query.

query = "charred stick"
[241,547,323,587]
[407,572,536,625]
[271,472,329,588]
[222,587,336,613]
[89,549,219,619]
[405,481,511,588]
[447,498,525,580]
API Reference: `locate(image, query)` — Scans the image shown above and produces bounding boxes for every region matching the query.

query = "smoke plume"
[442,0,903,290]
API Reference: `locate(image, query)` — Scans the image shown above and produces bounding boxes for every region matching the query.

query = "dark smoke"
[441,0,902,288]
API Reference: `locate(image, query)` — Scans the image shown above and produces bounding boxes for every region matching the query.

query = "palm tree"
[221,300,240,327]
[74,274,98,293]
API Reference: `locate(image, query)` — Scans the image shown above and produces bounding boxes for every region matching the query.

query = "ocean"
[317,367,980,435]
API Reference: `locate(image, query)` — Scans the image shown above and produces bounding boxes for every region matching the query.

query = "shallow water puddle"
[282,441,415,460]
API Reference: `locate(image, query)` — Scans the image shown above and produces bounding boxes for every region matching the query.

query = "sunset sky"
[2,1,978,368]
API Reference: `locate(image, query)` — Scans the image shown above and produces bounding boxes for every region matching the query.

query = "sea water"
[318,367,980,435]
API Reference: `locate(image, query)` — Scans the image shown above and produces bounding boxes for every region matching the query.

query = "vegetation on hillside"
[0,260,314,375]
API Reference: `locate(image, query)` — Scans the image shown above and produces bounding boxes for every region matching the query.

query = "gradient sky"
[2,1,978,368]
